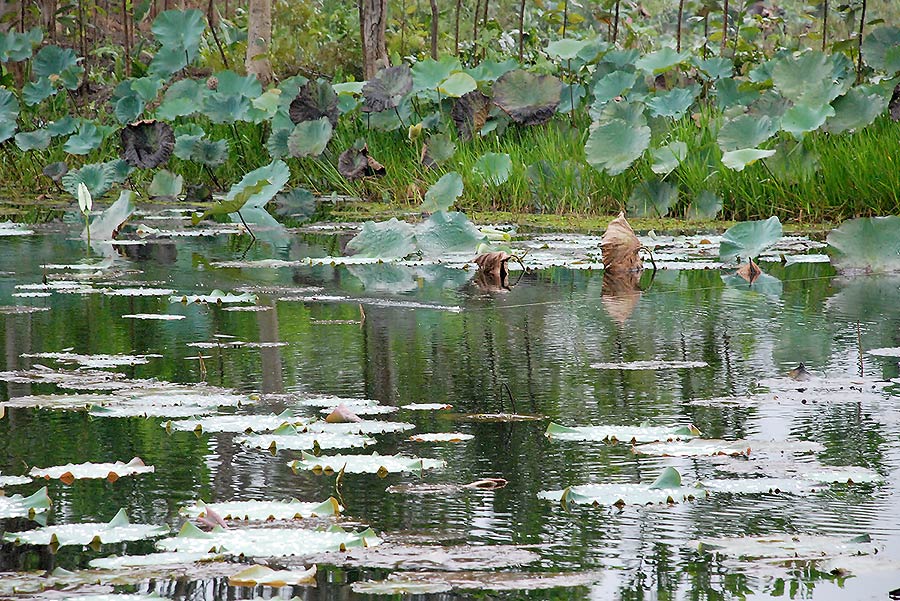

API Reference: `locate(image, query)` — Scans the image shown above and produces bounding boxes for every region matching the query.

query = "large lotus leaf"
[592,70,639,106]
[14,128,51,152]
[595,101,647,127]
[152,9,205,58]
[226,160,290,210]
[288,117,332,158]
[191,138,229,166]
[32,45,80,79]
[120,120,175,169]
[685,190,723,221]
[416,211,487,257]
[64,122,103,155]
[289,79,339,126]
[763,139,820,184]
[539,468,702,506]
[635,47,689,73]
[824,88,887,134]
[22,78,56,106]
[717,114,778,151]
[650,141,687,175]
[0,121,16,144]
[89,551,219,570]
[165,411,300,433]
[156,79,206,120]
[771,51,851,105]
[131,77,163,102]
[288,451,445,475]
[719,216,782,262]
[215,70,262,98]
[30,458,154,483]
[627,180,679,218]
[721,148,776,171]
[148,169,183,200]
[421,172,463,212]
[715,78,760,110]
[862,26,900,73]
[203,93,251,123]
[157,522,380,556]
[46,116,77,138]
[363,65,413,113]
[0,28,41,63]
[585,120,650,176]
[412,56,461,92]
[266,128,291,159]
[827,216,900,273]
[492,70,562,125]
[780,103,835,138]
[85,190,136,241]
[62,163,114,198]
[546,422,699,444]
[646,85,699,120]
[634,438,822,457]
[346,218,417,259]
[694,57,733,80]
[236,423,374,450]
[148,46,188,79]
[0,487,51,519]
[558,83,586,114]
[438,72,477,98]
[545,37,605,62]
[696,534,878,561]
[3,508,168,547]
[115,95,145,124]
[0,88,19,124]
[451,90,491,141]
[422,133,456,168]
[473,152,512,186]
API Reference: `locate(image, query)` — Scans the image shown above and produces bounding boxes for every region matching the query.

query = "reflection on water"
[1,224,899,600]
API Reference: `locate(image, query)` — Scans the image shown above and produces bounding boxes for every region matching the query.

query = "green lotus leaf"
[492,69,562,125]
[538,468,701,506]
[450,90,491,141]
[249,89,282,122]
[224,160,290,210]
[191,138,229,166]
[29,458,154,481]
[32,44,80,80]
[0,121,16,144]
[635,47,689,73]
[421,133,456,168]
[824,88,888,134]
[545,37,596,61]
[780,103,835,138]
[0,27,41,63]
[131,77,163,102]
[592,70,639,107]
[650,140,688,175]
[170,290,258,305]
[148,46,187,79]
[174,133,204,160]
[421,172,464,213]
[62,162,114,198]
[585,120,650,176]
[416,211,487,257]
[46,116,77,138]
[685,190,723,220]
[203,93,251,123]
[827,216,900,273]
[3,508,167,547]
[274,188,317,219]
[603,48,640,68]
[363,65,413,113]
[237,424,374,451]
[763,139,820,184]
[0,88,20,123]
[156,79,206,120]
[101,158,134,183]
[721,148,776,171]
[771,50,851,105]
[558,83,585,113]
[181,498,340,521]
[42,161,68,182]
[465,58,518,83]
[148,169,183,200]
[627,180,679,218]
[119,120,175,169]
[717,114,778,152]
[289,451,445,475]
[287,117,332,158]
[114,95,145,124]
[289,79,339,126]
[64,122,103,155]
[646,85,699,119]
[714,78,760,110]
[412,56,461,92]
[346,218,417,259]
[545,422,700,443]
[366,100,412,131]
[695,534,878,561]
[595,100,647,127]
[694,56,733,80]
[85,190,136,241]
[337,144,385,180]
[22,78,56,106]
[215,70,262,98]
[14,128,51,152]
[165,410,300,433]
[266,128,291,159]
[862,26,900,73]
[473,152,512,186]
[0,487,51,519]
[438,72,478,98]
[635,438,821,457]
[152,9,205,59]
[719,216,783,262]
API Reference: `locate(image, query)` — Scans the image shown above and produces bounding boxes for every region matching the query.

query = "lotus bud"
[206,76,219,91]
[408,122,423,142]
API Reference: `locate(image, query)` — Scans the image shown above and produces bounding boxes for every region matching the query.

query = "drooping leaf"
[14,128,51,152]
[226,160,290,211]
[719,216,783,262]
[289,79,339,126]
[416,211,487,257]
[601,212,642,274]
[338,144,385,180]
[287,117,332,158]
[451,90,491,140]
[685,190,723,220]
[148,169,183,200]
[585,120,650,176]
[363,65,413,113]
[346,218,417,259]
[721,148,776,171]
[650,140,688,175]
[492,70,562,125]
[627,180,679,218]
[421,172,464,212]
[120,120,175,169]
[32,45,81,81]
[473,152,512,186]
[862,26,900,73]
[827,216,900,273]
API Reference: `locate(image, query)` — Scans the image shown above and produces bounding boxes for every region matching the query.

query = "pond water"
[1,212,900,600]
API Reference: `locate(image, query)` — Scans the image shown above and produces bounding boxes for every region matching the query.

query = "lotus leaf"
[191,138,229,166]
[61,163,114,199]
[694,57,733,80]
[90,551,219,570]
[0,487,51,519]
[719,216,782,262]
[289,79,339,126]
[627,180,679,218]
[323,543,537,571]
[0,88,19,125]
[120,120,175,169]
[635,47,689,73]
[14,128,51,152]
[592,71,639,107]
[157,522,381,555]
[288,451,445,475]
[408,432,473,442]
[170,290,258,304]
[825,88,887,134]
[650,141,688,175]
[305,420,415,434]
[21,351,158,368]
[0,474,31,486]
[438,72,478,98]
[203,93,251,123]
[697,477,827,495]
[780,103,835,138]
[363,65,413,112]
[558,83,586,113]
[717,114,778,152]
[634,438,823,457]
[473,152,512,186]
[491,70,562,125]
[156,79,206,120]
[222,160,289,213]
[229,564,317,586]
[3,508,168,547]
[0,27,40,63]
[288,117,332,157]
[236,424,374,450]
[685,190,723,220]
[546,422,700,443]
[585,120,651,176]
[545,37,603,61]
[30,457,154,483]
[366,99,413,131]
[33,45,81,81]
[46,116,78,138]
[84,191,135,241]
[646,85,699,119]
[451,90,491,140]
[695,534,879,561]
[64,122,104,155]
[273,188,317,220]
[862,26,900,73]
[346,218,417,259]
[539,468,702,506]
[416,211,487,256]
[827,216,900,273]
[412,56,461,91]
[148,170,183,200]
[22,78,56,106]
[351,570,604,594]
[152,9,205,59]
[722,148,776,171]
[0,121,15,144]
[402,403,453,410]
[590,360,708,370]
[714,78,761,110]
[771,50,851,105]
[115,95,144,124]
[466,58,518,82]
[338,144,385,180]
[421,172,464,212]
[182,497,340,521]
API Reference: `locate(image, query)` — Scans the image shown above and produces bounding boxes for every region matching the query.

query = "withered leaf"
[601,212,643,274]
[325,403,363,423]
[736,258,762,284]
[451,90,491,141]
[788,362,813,382]
[338,145,386,180]
[601,270,642,325]
[473,251,512,292]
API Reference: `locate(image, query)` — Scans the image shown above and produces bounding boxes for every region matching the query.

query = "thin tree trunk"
[676,0,684,52]
[856,0,867,83]
[209,0,230,68]
[454,0,461,55]
[359,0,388,79]
[123,0,131,76]
[400,0,406,56]
[472,0,480,58]
[612,0,620,45]
[822,0,828,51]
[429,0,438,59]
[721,0,729,55]
[517,0,525,62]
[562,0,567,37]
[246,0,273,83]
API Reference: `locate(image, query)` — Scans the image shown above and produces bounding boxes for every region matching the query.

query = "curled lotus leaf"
[438,72,478,98]
[289,79,339,126]
[492,69,562,125]
[2,508,168,547]
[717,114,779,152]
[338,144,386,180]
[363,65,413,113]
[61,162,114,199]
[84,190,136,242]
[0,487,51,519]
[601,213,642,274]
[696,533,879,561]
[721,148,776,171]
[451,90,491,140]
[120,120,175,169]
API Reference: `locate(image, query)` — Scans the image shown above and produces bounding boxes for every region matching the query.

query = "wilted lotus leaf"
[421,172,464,212]
[182,497,340,521]
[591,360,708,370]
[346,218,417,259]
[42,161,68,182]
[288,451,445,476]
[601,270,642,325]
[237,423,374,451]
[546,422,700,444]
[719,216,782,263]
[363,65,413,113]
[634,438,823,457]
[826,216,900,273]
[230,564,317,586]
[3,508,168,548]
[306,420,415,435]
[735,258,762,284]
[409,432,473,442]
[601,213,642,274]
[0,487,50,519]
[891,83,900,121]
[325,403,363,423]
[119,120,175,169]
[338,144,385,180]
[474,251,512,281]
[451,90,491,140]
[492,70,562,125]
[157,522,381,556]
[695,533,879,561]
[30,457,154,484]
[84,191,136,242]
[288,79,339,126]
[539,467,702,507]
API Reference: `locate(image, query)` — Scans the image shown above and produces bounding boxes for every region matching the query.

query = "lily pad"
[545,422,700,443]
[288,451,445,475]
[346,218,417,259]
[181,497,340,521]
[633,438,824,457]
[170,290,258,304]
[408,432,473,442]
[0,486,51,519]
[351,570,603,594]
[585,119,650,176]
[3,508,168,547]
[236,424,374,451]
[695,533,879,562]
[229,564,317,586]
[165,411,300,433]
[29,457,154,484]
[719,216,783,263]
[492,70,562,125]
[539,468,702,507]
[89,551,219,570]
[590,360,707,370]
[305,420,415,434]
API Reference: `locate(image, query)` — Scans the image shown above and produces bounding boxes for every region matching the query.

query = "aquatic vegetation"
[3,509,168,548]
[29,457,154,484]
[180,497,341,521]
[288,451,446,475]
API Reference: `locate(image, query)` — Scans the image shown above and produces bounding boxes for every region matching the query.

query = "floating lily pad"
[90,551,220,570]
[230,564,317,586]
[122,313,186,320]
[540,468,701,507]
[317,543,538,571]
[546,422,700,443]
[719,216,783,262]
[590,360,707,370]
[165,411,299,433]
[305,420,414,434]
[408,432,473,442]
[346,218,417,259]
[30,457,154,484]
[633,438,824,457]
[288,451,445,475]
[0,487,51,519]
[351,569,603,593]
[21,352,158,369]
[170,290,258,304]
[695,533,879,562]
[0,474,32,486]
[402,403,453,410]
[827,216,900,273]
[3,508,168,547]
[181,497,340,521]
[237,424,374,451]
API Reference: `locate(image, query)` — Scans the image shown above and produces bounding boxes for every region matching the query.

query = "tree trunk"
[721,0,729,55]
[517,0,525,62]
[359,0,388,79]
[822,0,828,51]
[856,0,866,83]
[676,0,684,52]
[246,0,273,84]
[429,0,438,59]
[454,0,461,55]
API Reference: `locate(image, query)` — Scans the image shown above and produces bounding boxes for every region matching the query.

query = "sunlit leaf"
[650,140,687,175]
[288,451,445,475]
[3,508,168,547]
[719,216,782,262]
[721,148,776,171]
[438,72,478,98]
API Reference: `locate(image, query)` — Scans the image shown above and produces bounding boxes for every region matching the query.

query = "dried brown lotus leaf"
[601,212,642,274]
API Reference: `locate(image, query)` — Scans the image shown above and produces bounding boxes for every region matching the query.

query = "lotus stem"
[236,210,256,240]
[856,0,867,83]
